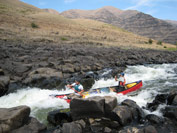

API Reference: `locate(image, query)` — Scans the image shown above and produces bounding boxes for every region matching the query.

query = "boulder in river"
[122,99,145,120]
[47,108,72,126]
[70,96,105,120]
[0,106,30,133]
[108,105,133,126]
[104,96,117,113]
[163,106,177,120]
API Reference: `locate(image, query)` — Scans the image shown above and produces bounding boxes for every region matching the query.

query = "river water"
[0,63,177,125]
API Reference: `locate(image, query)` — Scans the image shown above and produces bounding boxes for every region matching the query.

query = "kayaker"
[67,79,84,96]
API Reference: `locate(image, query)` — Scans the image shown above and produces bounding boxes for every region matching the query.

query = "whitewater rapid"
[0,63,177,124]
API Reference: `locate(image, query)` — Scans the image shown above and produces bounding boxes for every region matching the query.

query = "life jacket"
[74,84,81,92]
[119,77,126,86]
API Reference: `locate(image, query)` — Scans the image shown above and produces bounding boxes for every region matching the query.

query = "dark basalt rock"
[119,126,144,133]
[11,117,46,133]
[0,106,30,133]
[23,68,63,89]
[122,99,145,120]
[0,76,10,96]
[0,69,5,76]
[145,114,164,124]
[61,120,86,133]
[108,105,133,126]
[144,125,158,133]
[47,108,72,126]
[167,90,177,105]
[70,97,105,120]
[172,95,177,106]
[104,96,117,113]
[163,106,177,120]
[147,94,168,111]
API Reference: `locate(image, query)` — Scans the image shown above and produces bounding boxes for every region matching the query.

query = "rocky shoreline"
[0,41,177,96]
[0,41,177,133]
[1,90,177,133]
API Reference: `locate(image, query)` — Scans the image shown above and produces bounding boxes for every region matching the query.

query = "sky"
[21,0,177,21]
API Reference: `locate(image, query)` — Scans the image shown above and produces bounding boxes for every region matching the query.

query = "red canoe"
[50,80,143,103]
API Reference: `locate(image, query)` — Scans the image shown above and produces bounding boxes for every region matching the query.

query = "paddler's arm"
[66,84,73,89]
[115,76,118,81]
[78,89,84,95]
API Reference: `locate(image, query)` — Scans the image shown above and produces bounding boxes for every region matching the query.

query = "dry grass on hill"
[0,0,176,50]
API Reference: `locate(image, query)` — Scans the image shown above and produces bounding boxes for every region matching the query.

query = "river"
[0,63,177,125]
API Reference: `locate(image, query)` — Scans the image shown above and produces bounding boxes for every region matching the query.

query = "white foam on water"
[0,87,74,123]
[91,63,177,116]
[91,78,117,89]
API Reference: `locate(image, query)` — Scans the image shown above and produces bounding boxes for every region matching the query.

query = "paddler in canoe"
[110,72,127,93]
[66,79,84,98]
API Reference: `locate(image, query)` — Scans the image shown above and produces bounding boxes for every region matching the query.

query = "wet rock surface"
[0,41,177,95]
[46,92,177,133]
[0,91,177,133]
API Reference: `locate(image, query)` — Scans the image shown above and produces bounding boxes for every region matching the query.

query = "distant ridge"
[0,0,176,50]
[61,6,177,44]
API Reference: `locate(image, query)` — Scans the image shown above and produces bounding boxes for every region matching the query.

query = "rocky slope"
[61,6,177,44]
[165,20,177,27]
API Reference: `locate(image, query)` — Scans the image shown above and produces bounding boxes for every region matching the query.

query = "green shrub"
[157,41,162,45]
[31,22,39,28]
[148,39,153,44]
[60,37,68,41]
[164,46,167,48]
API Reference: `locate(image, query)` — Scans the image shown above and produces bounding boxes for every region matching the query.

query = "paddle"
[66,85,84,97]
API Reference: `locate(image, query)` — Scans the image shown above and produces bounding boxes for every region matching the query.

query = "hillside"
[0,0,175,49]
[165,20,177,27]
[43,8,60,15]
[61,6,177,45]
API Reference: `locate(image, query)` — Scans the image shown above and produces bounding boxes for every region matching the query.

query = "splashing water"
[92,63,177,116]
[0,63,176,124]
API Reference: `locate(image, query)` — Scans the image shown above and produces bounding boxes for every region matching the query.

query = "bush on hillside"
[157,41,162,45]
[31,22,39,28]
[148,39,153,44]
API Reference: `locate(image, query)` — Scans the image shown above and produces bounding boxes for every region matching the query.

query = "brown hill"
[61,6,177,44]
[0,0,175,50]
[43,8,60,15]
